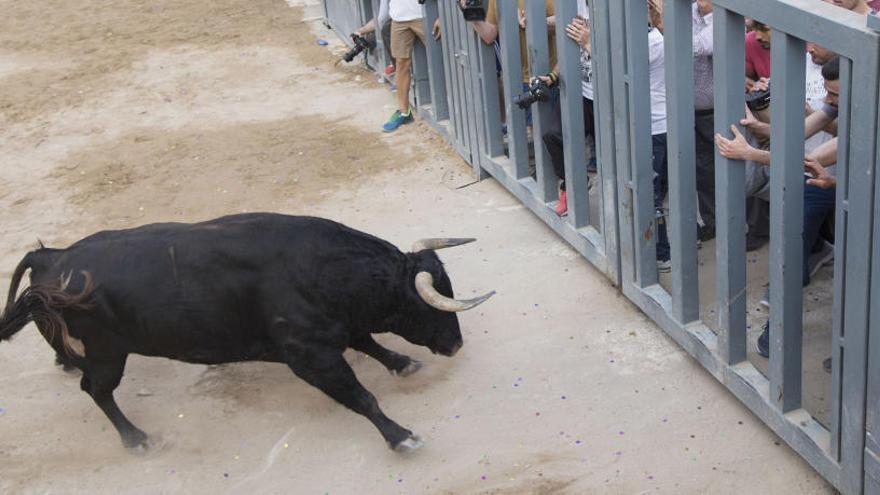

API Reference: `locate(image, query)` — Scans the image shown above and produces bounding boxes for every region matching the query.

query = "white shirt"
[648,27,667,135]
[577,0,594,100]
[804,53,832,154]
[389,0,423,22]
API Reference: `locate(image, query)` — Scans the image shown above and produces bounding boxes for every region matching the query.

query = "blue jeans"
[802,179,835,285]
[653,134,670,261]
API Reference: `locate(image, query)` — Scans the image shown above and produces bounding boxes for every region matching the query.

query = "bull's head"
[395,238,494,357]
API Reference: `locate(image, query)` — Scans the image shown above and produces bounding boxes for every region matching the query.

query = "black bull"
[0,214,494,452]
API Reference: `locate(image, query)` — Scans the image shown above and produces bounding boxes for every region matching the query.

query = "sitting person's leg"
[802,181,836,286]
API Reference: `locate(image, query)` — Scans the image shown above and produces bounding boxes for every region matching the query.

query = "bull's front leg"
[272,328,422,451]
[350,335,422,377]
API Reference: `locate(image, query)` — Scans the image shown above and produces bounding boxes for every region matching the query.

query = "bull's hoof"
[123,430,150,452]
[393,359,423,377]
[393,434,424,453]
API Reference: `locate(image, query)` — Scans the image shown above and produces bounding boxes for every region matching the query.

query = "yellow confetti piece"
[178,414,184,418]
[234,455,240,460]
[283,443,289,449]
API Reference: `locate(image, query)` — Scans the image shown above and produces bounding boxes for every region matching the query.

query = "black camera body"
[746,84,771,112]
[417,0,486,21]
[342,32,377,63]
[514,77,552,109]
[459,0,487,21]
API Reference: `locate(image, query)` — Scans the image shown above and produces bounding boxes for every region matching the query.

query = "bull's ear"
[411,238,476,252]
[414,272,495,312]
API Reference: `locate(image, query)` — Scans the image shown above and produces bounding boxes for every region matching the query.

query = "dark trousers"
[542,96,595,190]
[653,133,671,260]
[695,110,716,233]
[803,180,836,285]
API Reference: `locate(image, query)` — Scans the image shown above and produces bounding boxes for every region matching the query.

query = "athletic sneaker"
[657,258,672,273]
[807,240,834,280]
[382,108,414,132]
[555,189,568,216]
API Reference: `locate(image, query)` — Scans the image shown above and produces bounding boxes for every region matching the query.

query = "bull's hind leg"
[351,335,422,377]
[81,354,149,449]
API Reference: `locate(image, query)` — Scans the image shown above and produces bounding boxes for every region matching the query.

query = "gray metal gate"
[607,1,879,493]
[324,0,880,492]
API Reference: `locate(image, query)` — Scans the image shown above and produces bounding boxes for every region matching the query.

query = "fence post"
[553,0,589,228]
[711,7,747,365]
[663,0,699,324]
[422,0,449,121]
[767,31,806,414]
[496,1,530,180]
[524,0,556,203]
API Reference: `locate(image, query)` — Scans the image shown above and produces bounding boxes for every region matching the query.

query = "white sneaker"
[807,240,834,280]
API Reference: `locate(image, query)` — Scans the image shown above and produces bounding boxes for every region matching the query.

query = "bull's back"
[28,214,397,362]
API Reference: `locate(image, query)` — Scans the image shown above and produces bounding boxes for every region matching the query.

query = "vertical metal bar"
[608,0,636,286]
[497,0,530,179]
[768,31,805,414]
[371,0,388,79]
[553,0,589,228]
[663,0,699,324]
[477,36,505,159]
[865,47,880,490]
[624,0,657,288]
[411,35,432,108]
[422,0,449,120]
[524,0,556,202]
[712,8,747,365]
[465,26,489,176]
[591,0,621,284]
[839,55,878,495]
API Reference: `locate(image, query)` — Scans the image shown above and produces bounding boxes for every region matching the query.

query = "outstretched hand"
[805,157,836,189]
[714,125,754,161]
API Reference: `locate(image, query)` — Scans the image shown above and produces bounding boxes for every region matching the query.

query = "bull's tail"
[1,252,95,357]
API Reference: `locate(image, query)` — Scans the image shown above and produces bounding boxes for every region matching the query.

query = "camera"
[417,0,486,22]
[746,83,771,112]
[342,32,377,63]
[459,0,487,21]
[513,77,552,109]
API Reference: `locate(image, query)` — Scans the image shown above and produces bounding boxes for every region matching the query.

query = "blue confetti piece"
[317,39,329,46]
[0,407,6,415]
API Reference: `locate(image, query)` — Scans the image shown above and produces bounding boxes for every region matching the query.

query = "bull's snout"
[444,341,463,357]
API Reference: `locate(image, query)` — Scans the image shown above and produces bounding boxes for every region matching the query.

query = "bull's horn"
[411,238,476,252]
[414,272,495,312]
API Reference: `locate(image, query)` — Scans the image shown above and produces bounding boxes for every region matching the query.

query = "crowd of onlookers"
[345,0,877,363]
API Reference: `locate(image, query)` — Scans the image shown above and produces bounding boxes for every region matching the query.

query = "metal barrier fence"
[324,1,880,493]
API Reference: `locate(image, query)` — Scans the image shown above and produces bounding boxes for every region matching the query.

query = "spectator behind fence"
[382,0,441,132]
[714,58,841,360]
[745,20,771,88]
[648,0,716,242]
[540,0,596,217]
[351,0,394,75]
[465,0,558,131]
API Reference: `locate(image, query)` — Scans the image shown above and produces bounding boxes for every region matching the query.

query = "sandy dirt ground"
[0,1,836,493]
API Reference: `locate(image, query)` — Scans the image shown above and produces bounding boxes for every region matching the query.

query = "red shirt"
[745,31,771,79]
[870,0,880,11]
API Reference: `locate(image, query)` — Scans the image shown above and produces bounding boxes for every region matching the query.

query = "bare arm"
[808,136,838,167]
[471,21,499,44]
[804,108,835,140]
